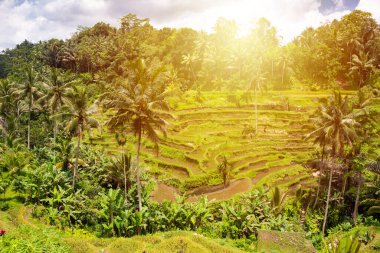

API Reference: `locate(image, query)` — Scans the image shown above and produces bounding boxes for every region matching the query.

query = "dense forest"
[0,10,380,253]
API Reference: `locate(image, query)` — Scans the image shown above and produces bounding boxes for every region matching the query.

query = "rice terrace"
[89,90,351,202]
[0,0,380,252]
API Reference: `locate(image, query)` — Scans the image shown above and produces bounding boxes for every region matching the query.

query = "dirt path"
[151,165,295,203]
[151,182,180,202]
[187,178,252,202]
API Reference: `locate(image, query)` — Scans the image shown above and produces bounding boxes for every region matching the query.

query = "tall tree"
[349,51,375,89]
[277,51,292,89]
[310,92,359,234]
[0,79,17,134]
[63,86,98,190]
[350,90,379,224]
[247,59,267,135]
[306,125,327,209]
[39,68,73,151]
[103,58,169,212]
[16,65,41,149]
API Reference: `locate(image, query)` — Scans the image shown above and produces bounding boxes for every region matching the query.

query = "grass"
[0,202,247,253]
[256,230,315,253]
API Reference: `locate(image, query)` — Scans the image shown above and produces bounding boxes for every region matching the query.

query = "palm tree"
[39,68,73,152]
[181,53,199,86]
[349,51,375,89]
[277,54,292,88]
[0,79,18,134]
[53,138,74,171]
[247,62,267,135]
[60,42,77,72]
[306,126,327,209]
[228,45,247,80]
[16,65,42,149]
[350,90,378,224]
[42,39,63,68]
[311,92,359,234]
[62,86,98,190]
[102,58,169,212]
[0,79,15,117]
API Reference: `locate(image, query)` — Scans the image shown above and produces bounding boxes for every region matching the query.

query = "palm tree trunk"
[271,59,274,81]
[322,164,333,234]
[341,168,348,204]
[123,150,127,200]
[27,96,32,149]
[110,206,115,236]
[27,110,31,149]
[136,123,143,212]
[53,109,57,163]
[223,183,226,200]
[73,124,82,190]
[281,62,285,88]
[254,88,258,135]
[353,172,362,225]
[100,109,104,136]
[313,144,325,209]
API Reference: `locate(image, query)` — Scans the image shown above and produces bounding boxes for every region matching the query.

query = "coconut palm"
[247,62,267,135]
[277,54,292,88]
[311,92,359,234]
[16,65,42,149]
[349,51,375,89]
[62,86,98,190]
[306,126,328,209]
[102,58,169,212]
[0,79,16,119]
[38,68,73,150]
[350,90,378,224]
[53,138,74,171]
[181,53,200,88]
[0,79,18,135]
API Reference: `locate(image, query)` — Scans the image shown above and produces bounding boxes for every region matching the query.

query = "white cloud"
[356,0,380,21]
[0,0,373,51]
[149,0,350,43]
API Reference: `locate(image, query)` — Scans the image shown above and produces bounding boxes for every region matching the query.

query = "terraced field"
[85,90,356,201]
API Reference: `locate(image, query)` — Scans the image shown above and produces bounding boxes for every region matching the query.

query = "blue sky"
[0,0,377,51]
[319,0,359,14]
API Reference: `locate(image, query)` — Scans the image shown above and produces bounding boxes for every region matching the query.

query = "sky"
[0,0,378,51]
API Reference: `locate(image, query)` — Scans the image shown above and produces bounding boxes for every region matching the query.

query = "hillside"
[84,90,355,201]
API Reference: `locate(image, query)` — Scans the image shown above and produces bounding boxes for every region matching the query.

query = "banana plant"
[99,188,126,236]
[189,196,213,230]
[129,207,148,235]
[323,233,361,253]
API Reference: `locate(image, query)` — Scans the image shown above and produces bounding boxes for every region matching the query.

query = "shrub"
[107,238,146,253]
[0,201,9,211]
